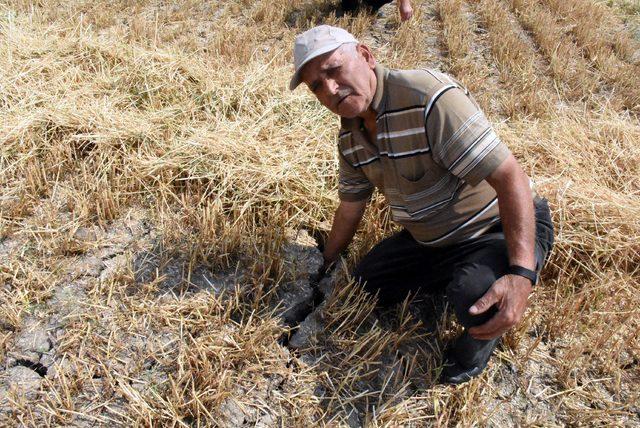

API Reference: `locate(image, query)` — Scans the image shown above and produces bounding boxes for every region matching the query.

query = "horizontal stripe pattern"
[378,126,426,140]
[416,197,498,245]
[380,147,430,159]
[342,144,364,156]
[377,105,424,120]
[339,178,373,193]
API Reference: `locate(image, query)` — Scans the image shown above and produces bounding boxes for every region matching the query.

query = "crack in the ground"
[72,221,154,281]
[620,357,639,371]
[278,283,324,348]
[15,359,48,377]
[99,224,152,265]
[2,223,154,389]
[0,321,16,332]
[279,233,331,349]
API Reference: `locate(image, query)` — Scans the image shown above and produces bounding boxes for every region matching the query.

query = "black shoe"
[440,357,487,385]
[364,0,394,12]
[439,334,499,385]
[341,0,360,13]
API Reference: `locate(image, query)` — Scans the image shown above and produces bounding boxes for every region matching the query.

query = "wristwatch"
[507,265,538,286]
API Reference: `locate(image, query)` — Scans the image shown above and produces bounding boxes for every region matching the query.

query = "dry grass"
[542,0,640,111]
[0,0,639,426]
[544,0,638,62]
[507,0,600,102]
[476,0,565,119]
[436,0,492,97]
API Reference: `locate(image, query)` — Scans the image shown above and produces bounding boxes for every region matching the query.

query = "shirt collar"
[370,63,387,114]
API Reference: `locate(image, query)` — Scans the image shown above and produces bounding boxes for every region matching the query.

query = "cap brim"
[289,74,303,91]
[289,42,345,90]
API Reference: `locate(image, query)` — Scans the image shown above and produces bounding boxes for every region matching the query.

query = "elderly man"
[289,25,554,384]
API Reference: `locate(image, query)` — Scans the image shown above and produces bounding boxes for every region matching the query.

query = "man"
[342,0,413,21]
[289,25,554,384]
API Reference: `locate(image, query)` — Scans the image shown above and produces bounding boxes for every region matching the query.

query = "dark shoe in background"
[341,0,360,13]
[340,0,393,14]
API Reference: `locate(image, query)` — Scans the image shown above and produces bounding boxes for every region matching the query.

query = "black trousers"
[353,197,555,334]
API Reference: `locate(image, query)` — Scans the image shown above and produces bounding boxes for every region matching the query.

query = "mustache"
[334,90,352,107]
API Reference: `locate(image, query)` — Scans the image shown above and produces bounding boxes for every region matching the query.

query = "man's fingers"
[468,313,503,339]
[469,324,506,340]
[469,287,500,315]
[469,307,521,339]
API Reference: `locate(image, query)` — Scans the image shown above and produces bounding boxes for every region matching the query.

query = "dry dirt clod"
[2,365,43,394]
[72,227,97,243]
[6,318,52,367]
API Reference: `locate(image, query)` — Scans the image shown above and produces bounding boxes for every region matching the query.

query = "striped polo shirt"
[337,65,511,247]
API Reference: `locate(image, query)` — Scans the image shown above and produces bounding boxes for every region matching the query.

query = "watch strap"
[507,265,537,285]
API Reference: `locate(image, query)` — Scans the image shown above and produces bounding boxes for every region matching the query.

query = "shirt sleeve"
[337,151,374,202]
[426,87,510,186]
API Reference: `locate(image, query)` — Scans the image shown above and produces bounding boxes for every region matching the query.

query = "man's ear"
[357,44,376,68]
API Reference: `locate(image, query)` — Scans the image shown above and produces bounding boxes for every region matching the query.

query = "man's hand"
[312,258,336,284]
[467,274,532,340]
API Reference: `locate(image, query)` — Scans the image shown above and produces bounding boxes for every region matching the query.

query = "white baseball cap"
[289,25,358,90]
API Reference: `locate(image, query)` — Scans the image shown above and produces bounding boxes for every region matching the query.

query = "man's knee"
[447,263,499,328]
[352,262,421,308]
[351,267,397,308]
[352,259,378,293]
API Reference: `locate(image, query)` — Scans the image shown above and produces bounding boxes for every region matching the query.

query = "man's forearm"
[322,200,367,265]
[487,156,536,270]
[498,184,535,270]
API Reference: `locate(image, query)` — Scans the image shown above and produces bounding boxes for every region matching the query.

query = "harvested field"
[0,0,639,426]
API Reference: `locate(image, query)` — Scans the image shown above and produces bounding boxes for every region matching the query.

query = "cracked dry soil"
[0,206,340,425]
[0,205,563,426]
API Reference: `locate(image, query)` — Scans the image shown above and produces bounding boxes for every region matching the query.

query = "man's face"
[300,44,377,118]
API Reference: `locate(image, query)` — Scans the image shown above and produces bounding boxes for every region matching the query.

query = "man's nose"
[325,78,339,95]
